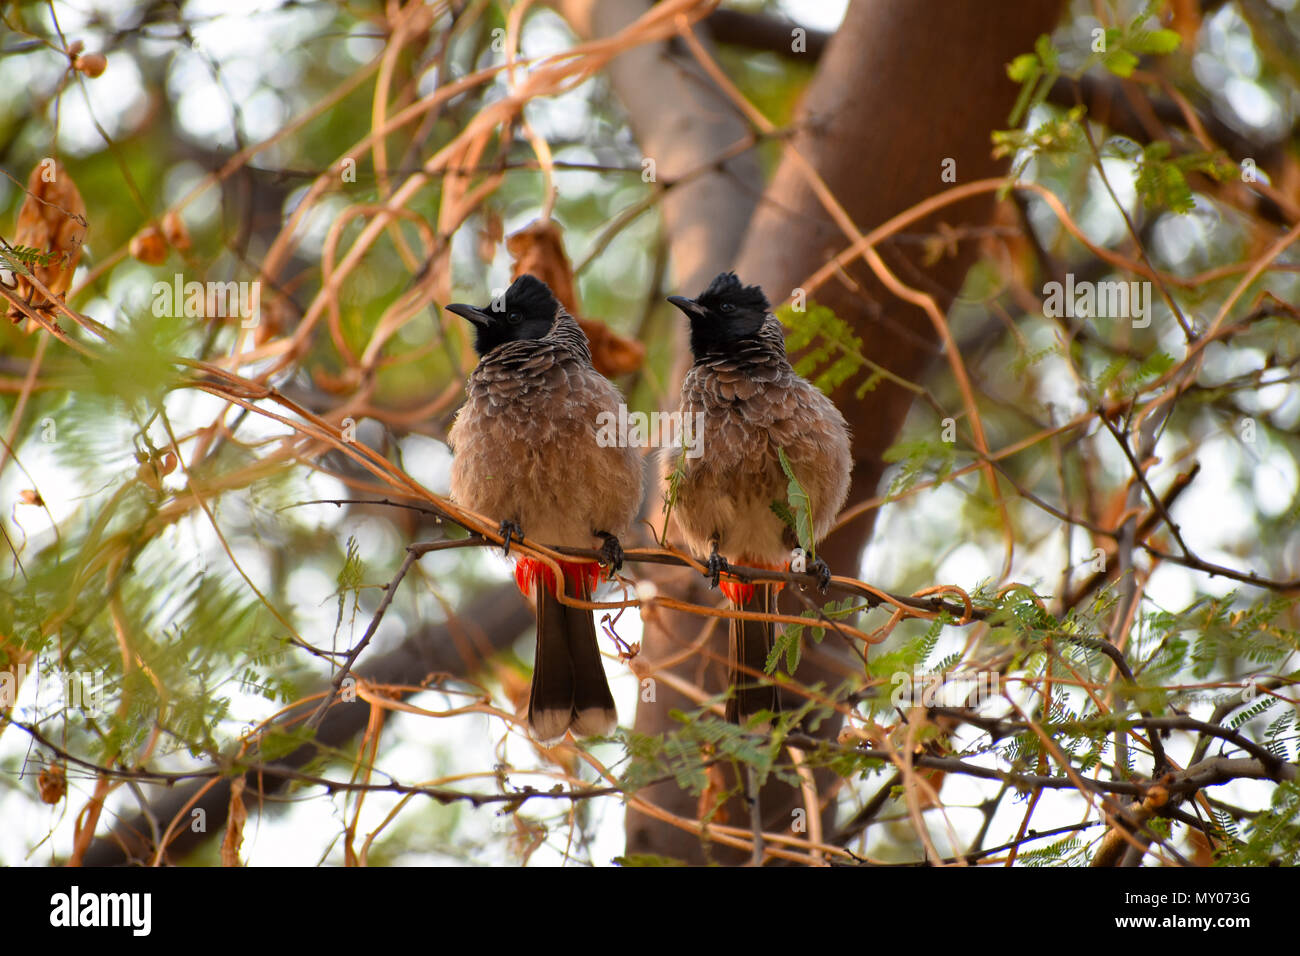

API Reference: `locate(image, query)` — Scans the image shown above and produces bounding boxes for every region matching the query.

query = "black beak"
[446,303,491,327]
[666,295,706,320]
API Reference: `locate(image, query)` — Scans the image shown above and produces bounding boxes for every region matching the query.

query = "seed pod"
[129,224,167,265]
[73,52,107,77]
[38,762,67,804]
[161,210,191,251]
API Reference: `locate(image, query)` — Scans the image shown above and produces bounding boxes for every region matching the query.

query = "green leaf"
[1102,48,1140,77]
[880,435,957,497]
[660,441,691,545]
[777,301,874,397]
[255,725,315,762]
[1131,28,1181,55]
[1034,33,1059,72]
[767,622,803,675]
[1134,143,1233,214]
[72,310,186,412]
[1007,52,1040,83]
[776,446,814,557]
[0,242,54,277]
[769,499,797,537]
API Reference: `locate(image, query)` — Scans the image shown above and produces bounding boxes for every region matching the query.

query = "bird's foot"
[498,519,523,557]
[706,544,729,590]
[596,532,624,573]
[810,555,832,593]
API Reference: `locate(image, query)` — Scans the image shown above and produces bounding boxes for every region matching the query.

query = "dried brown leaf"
[506,220,578,313]
[580,317,646,378]
[506,220,644,377]
[9,159,87,323]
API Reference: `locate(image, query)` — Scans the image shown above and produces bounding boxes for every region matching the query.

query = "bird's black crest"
[501,273,560,320]
[453,273,562,356]
[671,271,774,358]
[696,272,770,315]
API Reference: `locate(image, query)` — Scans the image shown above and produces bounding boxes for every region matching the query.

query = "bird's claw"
[498,519,523,557]
[597,532,624,573]
[706,549,729,590]
[811,556,832,593]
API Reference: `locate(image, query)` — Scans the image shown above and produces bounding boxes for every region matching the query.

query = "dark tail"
[727,582,779,726]
[528,568,617,742]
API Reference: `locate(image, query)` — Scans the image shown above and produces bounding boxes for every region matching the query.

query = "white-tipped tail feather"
[570,705,618,739]
[527,570,618,742]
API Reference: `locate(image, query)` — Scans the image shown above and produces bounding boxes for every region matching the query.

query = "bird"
[664,272,852,726]
[446,273,644,742]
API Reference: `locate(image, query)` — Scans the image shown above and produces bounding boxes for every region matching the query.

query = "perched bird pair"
[447,272,851,742]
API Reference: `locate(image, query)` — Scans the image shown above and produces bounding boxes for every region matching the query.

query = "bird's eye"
[719,302,736,314]
[508,311,522,324]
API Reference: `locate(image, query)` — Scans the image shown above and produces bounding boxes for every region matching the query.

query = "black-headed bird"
[665,272,852,726]
[447,274,643,741]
